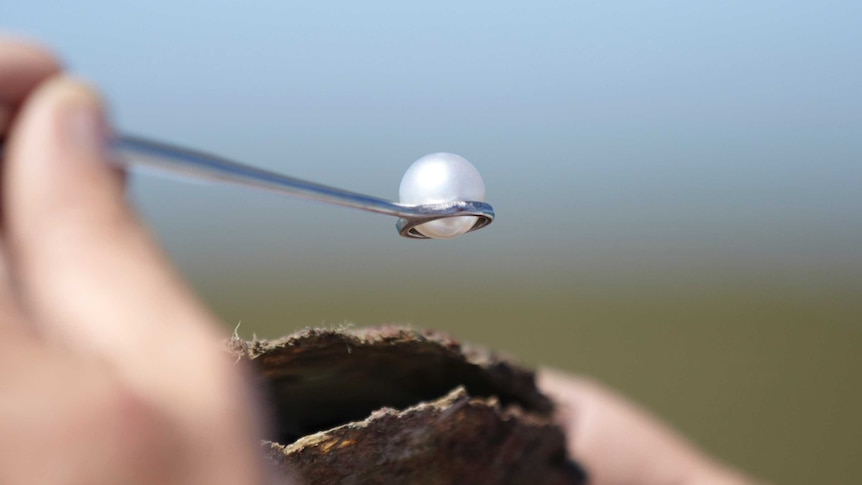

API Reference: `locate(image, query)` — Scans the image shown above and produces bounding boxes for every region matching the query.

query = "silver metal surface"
[115,136,494,239]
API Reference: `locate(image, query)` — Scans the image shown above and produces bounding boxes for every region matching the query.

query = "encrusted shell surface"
[229,326,587,485]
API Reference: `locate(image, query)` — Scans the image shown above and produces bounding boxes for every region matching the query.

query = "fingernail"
[64,97,110,159]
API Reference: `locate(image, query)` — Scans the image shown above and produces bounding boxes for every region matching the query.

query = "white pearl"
[399,153,486,239]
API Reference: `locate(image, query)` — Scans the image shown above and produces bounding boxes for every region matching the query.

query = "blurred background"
[4,1,860,483]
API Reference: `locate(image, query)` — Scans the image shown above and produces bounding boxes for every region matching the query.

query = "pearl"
[399,153,486,239]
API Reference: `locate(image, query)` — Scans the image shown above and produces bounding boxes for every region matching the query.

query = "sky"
[3,1,861,286]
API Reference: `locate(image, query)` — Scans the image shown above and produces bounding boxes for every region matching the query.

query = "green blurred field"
[194,267,862,485]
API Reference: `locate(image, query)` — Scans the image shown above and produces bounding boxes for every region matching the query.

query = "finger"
[4,77,265,483]
[0,36,61,134]
[538,369,752,485]
[6,76,208,378]
[0,38,59,330]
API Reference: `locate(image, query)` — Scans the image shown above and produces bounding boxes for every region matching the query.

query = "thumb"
[5,76,127,248]
[4,76,217,366]
[4,76,138,339]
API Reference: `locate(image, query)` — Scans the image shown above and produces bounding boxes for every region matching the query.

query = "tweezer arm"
[116,135,415,218]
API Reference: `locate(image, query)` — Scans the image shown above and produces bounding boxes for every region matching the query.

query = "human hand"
[0,37,266,484]
[538,369,758,485]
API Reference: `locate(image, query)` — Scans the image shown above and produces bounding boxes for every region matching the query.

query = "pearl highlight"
[399,153,486,239]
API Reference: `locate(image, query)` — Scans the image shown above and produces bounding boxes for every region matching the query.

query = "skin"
[538,370,756,485]
[0,36,758,485]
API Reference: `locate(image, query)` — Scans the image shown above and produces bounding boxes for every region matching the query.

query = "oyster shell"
[229,326,586,485]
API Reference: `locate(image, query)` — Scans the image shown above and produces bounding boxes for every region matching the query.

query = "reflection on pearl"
[399,153,486,239]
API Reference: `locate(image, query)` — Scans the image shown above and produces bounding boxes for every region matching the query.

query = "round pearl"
[399,153,486,239]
